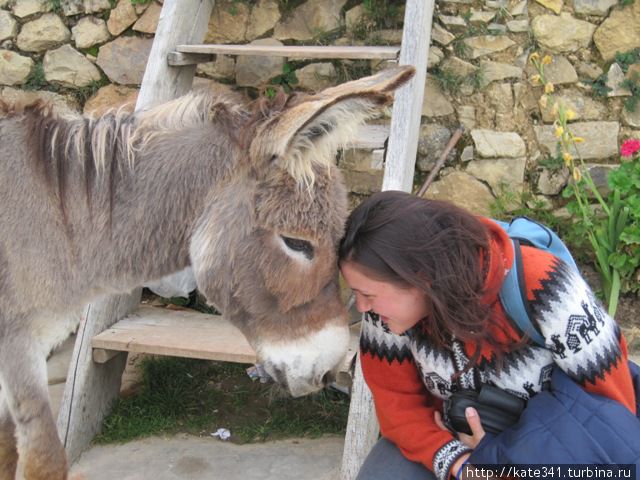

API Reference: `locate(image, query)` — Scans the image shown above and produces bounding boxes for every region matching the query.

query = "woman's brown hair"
[339,190,508,357]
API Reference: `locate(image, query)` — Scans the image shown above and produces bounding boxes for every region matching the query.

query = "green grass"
[95,357,350,445]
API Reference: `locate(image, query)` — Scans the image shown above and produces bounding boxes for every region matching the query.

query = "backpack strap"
[498,240,546,348]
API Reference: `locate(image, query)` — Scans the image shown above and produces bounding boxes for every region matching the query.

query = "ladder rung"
[169,44,400,65]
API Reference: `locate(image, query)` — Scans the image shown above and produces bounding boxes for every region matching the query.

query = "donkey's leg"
[0,328,67,480]
[0,391,18,480]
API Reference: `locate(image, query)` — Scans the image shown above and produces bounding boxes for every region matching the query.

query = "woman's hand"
[434,407,486,449]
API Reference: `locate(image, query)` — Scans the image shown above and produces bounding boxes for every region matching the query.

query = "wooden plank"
[382,0,434,192]
[339,352,380,480]
[174,44,400,60]
[91,306,257,364]
[167,51,215,66]
[56,291,140,464]
[346,124,389,150]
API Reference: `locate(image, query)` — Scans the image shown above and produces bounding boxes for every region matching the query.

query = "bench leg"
[340,354,380,480]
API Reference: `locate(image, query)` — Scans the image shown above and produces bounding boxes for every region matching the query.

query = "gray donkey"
[0,65,415,480]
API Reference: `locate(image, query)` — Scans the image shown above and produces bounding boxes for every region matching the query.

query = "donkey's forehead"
[254,168,347,242]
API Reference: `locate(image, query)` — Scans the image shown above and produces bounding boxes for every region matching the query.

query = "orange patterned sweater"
[359,218,636,480]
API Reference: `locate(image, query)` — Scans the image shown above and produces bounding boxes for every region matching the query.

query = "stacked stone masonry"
[0,0,639,216]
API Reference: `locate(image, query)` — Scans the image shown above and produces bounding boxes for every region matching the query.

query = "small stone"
[507,20,529,33]
[12,0,49,18]
[478,60,522,88]
[532,13,596,53]
[246,0,281,40]
[0,49,34,85]
[422,76,454,117]
[235,38,284,87]
[83,83,138,116]
[416,123,454,172]
[132,2,161,34]
[107,0,138,36]
[424,170,494,215]
[461,145,474,162]
[96,36,153,85]
[72,16,110,49]
[428,46,444,69]
[537,168,569,195]
[593,0,640,61]
[16,13,71,52]
[457,105,476,130]
[510,0,527,15]
[438,15,467,33]
[441,56,478,78]
[469,10,495,24]
[534,0,562,14]
[576,62,603,81]
[432,23,455,46]
[574,0,617,16]
[0,11,18,43]
[462,35,516,59]
[196,55,236,82]
[206,0,250,43]
[295,62,336,92]
[534,121,620,160]
[466,157,527,194]
[43,44,101,87]
[274,0,347,41]
[606,63,632,97]
[471,129,526,158]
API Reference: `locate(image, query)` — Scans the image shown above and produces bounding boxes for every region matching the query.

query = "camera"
[442,383,526,435]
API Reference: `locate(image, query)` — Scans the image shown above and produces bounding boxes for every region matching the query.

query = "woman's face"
[340,261,429,335]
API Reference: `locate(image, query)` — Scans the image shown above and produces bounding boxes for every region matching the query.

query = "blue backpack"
[494,217,580,348]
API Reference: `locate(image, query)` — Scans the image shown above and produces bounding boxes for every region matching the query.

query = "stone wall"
[1,0,639,215]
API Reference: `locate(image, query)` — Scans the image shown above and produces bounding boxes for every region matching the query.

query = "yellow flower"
[555,126,564,138]
[544,82,555,94]
[563,152,573,165]
[531,74,541,85]
[539,95,549,109]
[572,136,585,143]
[566,109,576,120]
[542,55,552,65]
[529,52,540,63]
[572,167,582,182]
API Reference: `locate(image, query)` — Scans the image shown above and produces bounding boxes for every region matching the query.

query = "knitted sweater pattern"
[359,247,634,480]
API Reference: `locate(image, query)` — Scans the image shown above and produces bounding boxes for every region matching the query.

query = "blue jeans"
[356,437,436,480]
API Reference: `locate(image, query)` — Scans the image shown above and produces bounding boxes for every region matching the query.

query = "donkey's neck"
[78,122,241,291]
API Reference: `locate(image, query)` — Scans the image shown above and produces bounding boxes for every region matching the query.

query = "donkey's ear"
[251,65,415,184]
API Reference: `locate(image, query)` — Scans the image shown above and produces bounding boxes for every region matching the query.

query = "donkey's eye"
[280,236,315,260]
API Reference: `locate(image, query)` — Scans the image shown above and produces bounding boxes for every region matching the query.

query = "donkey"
[0,65,415,479]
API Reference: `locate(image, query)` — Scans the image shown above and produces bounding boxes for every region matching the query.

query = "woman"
[339,190,637,480]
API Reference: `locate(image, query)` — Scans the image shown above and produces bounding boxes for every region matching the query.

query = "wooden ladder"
[56,0,434,478]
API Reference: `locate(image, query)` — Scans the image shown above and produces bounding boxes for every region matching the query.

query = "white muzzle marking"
[257,320,350,397]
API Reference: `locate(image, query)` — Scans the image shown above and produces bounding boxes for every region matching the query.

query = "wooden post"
[382,0,434,193]
[340,0,434,476]
[339,355,380,480]
[57,0,215,463]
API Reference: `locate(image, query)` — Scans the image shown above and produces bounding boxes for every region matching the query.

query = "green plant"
[584,73,612,98]
[24,62,47,91]
[70,78,110,106]
[614,47,640,73]
[48,0,63,13]
[263,63,299,98]
[621,73,640,112]
[532,51,635,316]
[431,68,465,95]
[96,357,350,444]
[130,0,153,4]
[361,0,403,30]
